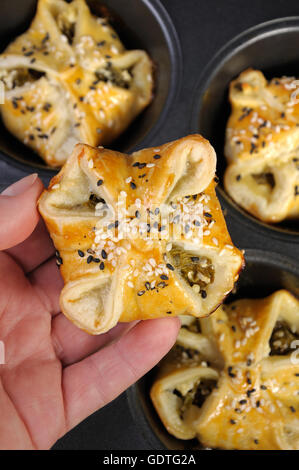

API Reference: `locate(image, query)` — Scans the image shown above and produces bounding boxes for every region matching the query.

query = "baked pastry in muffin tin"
[225,69,299,223]
[151,290,299,450]
[38,135,243,334]
[0,0,153,166]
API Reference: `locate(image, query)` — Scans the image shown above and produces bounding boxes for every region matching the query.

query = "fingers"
[0,174,44,250]
[29,257,64,316]
[6,219,55,273]
[52,315,137,366]
[62,317,180,430]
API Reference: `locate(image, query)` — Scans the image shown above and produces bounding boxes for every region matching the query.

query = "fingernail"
[1,174,38,196]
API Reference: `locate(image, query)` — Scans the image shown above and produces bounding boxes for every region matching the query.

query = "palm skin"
[0,174,180,450]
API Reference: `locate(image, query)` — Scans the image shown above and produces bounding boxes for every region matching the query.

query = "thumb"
[0,174,44,250]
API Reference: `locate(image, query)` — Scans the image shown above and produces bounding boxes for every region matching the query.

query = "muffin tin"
[2,1,299,451]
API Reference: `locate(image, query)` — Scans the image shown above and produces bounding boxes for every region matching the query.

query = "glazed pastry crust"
[224,69,299,223]
[0,0,153,166]
[38,135,243,334]
[151,290,299,450]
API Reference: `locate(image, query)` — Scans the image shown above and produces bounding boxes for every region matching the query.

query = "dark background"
[1,0,299,450]
[52,0,299,450]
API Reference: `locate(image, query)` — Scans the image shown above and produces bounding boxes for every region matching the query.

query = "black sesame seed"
[101,249,107,259]
[246,388,256,397]
[254,439,259,445]
[228,366,236,378]
[137,290,145,296]
[166,263,174,271]
[191,256,199,262]
[154,154,161,159]
[43,102,52,112]
[250,142,257,154]
[87,255,93,264]
[160,274,169,281]
[230,419,236,425]
[99,262,105,270]
[78,250,85,257]
[204,212,212,218]
[130,182,137,190]
[290,406,296,413]
[239,399,247,405]
[236,174,242,181]
[135,210,141,219]
[41,33,50,44]
[260,385,267,390]
[166,311,172,314]
[201,290,207,299]
[157,281,167,288]
[97,179,104,186]
[145,282,150,290]
[231,325,236,332]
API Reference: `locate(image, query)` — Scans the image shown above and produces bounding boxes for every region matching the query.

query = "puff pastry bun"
[38,135,243,335]
[0,0,153,167]
[225,69,299,223]
[151,290,299,450]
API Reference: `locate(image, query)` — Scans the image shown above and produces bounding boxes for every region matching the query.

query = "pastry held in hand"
[38,135,243,335]
[225,69,299,223]
[151,291,299,450]
[0,0,153,167]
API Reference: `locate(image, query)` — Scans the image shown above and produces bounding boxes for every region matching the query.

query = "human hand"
[0,174,180,450]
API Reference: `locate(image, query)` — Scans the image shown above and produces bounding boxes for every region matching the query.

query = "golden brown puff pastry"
[224,69,299,223]
[151,290,299,450]
[38,135,244,335]
[0,0,153,167]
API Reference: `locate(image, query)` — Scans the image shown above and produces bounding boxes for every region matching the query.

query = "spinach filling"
[270,321,299,356]
[170,246,214,294]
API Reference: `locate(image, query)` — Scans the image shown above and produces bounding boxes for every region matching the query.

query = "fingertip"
[0,175,44,250]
